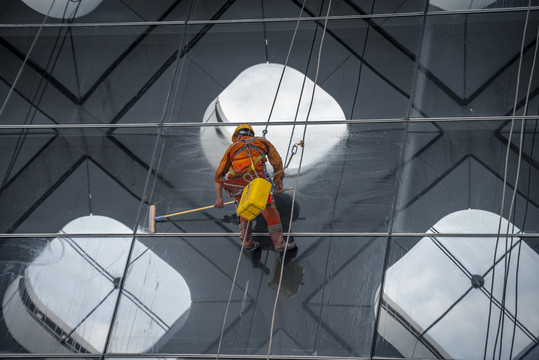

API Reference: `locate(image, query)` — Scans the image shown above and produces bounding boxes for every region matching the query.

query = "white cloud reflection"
[201,63,347,173]
[20,0,103,19]
[2,215,191,354]
[378,209,539,360]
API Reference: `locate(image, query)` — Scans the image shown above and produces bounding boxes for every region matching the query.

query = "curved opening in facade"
[2,215,191,354]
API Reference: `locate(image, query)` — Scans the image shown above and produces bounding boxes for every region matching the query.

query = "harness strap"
[228,137,267,177]
[229,153,265,177]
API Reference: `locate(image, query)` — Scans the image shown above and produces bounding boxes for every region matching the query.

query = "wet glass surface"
[148,122,404,234]
[1,1,539,359]
[108,235,386,357]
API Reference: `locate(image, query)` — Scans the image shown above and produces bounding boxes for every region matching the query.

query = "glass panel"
[0,0,428,25]
[107,236,385,357]
[171,16,422,124]
[411,10,539,118]
[149,122,403,235]
[0,24,185,126]
[428,0,537,12]
[394,119,539,234]
[0,26,40,95]
[332,17,422,119]
[2,2,539,360]
[375,226,539,358]
[0,229,132,354]
[314,0,426,15]
[0,0,192,24]
[0,127,158,233]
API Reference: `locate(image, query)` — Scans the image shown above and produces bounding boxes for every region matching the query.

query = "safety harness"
[221,137,269,197]
[228,137,267,177]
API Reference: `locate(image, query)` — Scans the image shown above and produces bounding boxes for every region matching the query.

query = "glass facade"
[0,1,538,359]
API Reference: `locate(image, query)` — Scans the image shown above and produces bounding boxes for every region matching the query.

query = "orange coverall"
[214,135,285,247]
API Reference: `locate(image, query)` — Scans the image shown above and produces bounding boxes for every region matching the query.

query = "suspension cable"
[493,9,539,359]
[483,2,531,359]
[216,233,246,359]
[262,0,307,138]
[0,6,52,119]
[266,0,333,358]
[0,1,78,193]
[509,108,538,359]
[0,2,54,193]
[215,2,309,358]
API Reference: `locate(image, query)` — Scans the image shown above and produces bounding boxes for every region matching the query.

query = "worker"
[214,123,296,252]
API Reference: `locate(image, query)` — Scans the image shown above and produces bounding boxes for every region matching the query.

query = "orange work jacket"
[214,136,284,184]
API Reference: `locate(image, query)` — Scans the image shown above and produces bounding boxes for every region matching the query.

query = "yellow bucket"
[237,177,272,220]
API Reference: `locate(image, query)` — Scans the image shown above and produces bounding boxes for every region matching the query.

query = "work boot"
[240,221,259,251]
[268,224,296,253]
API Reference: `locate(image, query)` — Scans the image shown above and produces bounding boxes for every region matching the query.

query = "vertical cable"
[215,234,246,359]
[216,2,312,357]
[510,106,539,359]
[0,1,72,192]
[0,3,52,118]
[266,0,333,358]
[282,0,326,165]
[371,0,430,357]
[493,11,539,359]
[484,2,531,359]
[101,0,195,356]
[262,0,307,138]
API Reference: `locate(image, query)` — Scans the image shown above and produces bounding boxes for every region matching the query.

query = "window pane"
[107,236,385,357]
[0,127,156,233]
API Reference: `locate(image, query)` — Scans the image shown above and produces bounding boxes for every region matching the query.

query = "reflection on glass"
[21,0,104,19]
[377,209,538,359]
[429,0,497,10]
[2,215,191,355]
[200,63,348,173]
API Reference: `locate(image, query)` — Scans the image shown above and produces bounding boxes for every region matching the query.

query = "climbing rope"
[493,9,539,360]
[262,0,308,139]
[215,1,309,358]
[266,0,334,358]
[281,0,328,166]
[484,2,533,359]
[215,233,246,359]
[0,6,52,119]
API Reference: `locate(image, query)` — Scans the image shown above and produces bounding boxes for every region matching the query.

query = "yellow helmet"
[231,123,254,142]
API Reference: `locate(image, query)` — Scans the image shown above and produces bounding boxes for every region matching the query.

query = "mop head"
[149,205,156,233]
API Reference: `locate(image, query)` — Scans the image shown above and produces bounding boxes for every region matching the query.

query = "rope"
[102,0,196,354]
[0,6,51,119]
[215,4,310,354]
[509,105,539,358]
[493,10,539,359]
[283,0,327,165]
[216,229,246,359]
[483,2,531,359]
[266,0,333,358]
[262,0,307,138]
[0,2,65,192]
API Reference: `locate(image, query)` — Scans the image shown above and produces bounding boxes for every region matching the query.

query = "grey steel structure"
[0,0,538,359]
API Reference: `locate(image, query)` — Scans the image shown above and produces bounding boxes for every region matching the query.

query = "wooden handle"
[155,200,235,220]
